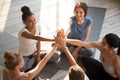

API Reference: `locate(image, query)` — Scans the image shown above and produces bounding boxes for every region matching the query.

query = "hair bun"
[21,6,31,14]
[4,51,16,63]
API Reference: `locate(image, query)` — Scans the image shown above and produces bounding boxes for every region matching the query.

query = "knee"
[79,47,95,57]
[48,51,61,63]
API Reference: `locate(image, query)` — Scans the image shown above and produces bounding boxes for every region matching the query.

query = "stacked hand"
[54,29,66,48]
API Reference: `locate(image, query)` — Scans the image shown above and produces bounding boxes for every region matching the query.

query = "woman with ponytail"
[56,31,120,80]
[18,6,59,72]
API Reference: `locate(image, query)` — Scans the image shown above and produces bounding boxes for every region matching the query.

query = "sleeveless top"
[18,23,41,56]
[100,57,116,74]
[4,69,24,80]
[67,16,93,40]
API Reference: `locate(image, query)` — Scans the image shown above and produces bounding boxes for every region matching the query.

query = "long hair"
[105,33,120,55]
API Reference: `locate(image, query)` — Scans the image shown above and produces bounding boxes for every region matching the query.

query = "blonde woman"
[3,45,58,80]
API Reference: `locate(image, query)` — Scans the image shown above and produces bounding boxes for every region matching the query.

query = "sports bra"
[100,57,115,74]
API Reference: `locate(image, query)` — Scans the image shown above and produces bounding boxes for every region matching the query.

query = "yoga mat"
[88,7,106,41]
[38,7,106,79]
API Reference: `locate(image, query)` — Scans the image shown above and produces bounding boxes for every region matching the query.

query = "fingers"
[56,29,66,38]
[54,29,67,48]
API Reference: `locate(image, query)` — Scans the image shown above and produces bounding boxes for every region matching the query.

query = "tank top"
[67,16,93,40]
[100,57,115,74]
[18,23,41,56]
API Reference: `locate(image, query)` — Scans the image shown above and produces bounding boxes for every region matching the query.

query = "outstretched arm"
[22,31,54,41]
[66,39,99,49]
[25,44,58,80]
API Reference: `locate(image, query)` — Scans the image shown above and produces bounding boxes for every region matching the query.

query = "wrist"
[62,45,67,50]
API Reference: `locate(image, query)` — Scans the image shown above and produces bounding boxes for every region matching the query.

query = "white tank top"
[18,23,41,56]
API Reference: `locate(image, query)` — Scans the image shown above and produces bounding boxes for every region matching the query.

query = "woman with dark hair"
[3,44,58,80]
[57,31,120,80]
[18,6,59,72]
[66,2,95,59]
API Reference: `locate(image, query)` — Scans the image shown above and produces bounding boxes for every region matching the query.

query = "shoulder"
[85,16,93,24]
[19,27,29,37]
[19,27,28,33]
[70,16,76,22]
[70,16,75,19]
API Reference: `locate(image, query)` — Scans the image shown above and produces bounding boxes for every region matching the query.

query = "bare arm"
[22,31,54,41]
[62,46,78,66]
[36,41,41,61]
[66,39,99,49]
[24,45,58,80]
[61,45,87,78]
[36,41,40,54]
[83,25,92,41]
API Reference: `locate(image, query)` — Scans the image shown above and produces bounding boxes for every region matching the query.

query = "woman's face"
[24,15,36,29]
[74,7,85,21]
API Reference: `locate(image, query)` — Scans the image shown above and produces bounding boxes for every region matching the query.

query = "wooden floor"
[0,0,120,79]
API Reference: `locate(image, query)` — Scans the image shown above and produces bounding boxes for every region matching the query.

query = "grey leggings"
[67,44,95,57]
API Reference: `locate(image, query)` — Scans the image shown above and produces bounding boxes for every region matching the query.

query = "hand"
[56,29,66,38]
[54,29,66,48]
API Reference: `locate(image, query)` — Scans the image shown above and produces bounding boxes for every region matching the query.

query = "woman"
[55,30,89,80]
[58,31,120,80]
[3,44,58,80]
[66,2,94,59]
[19,6,59,72]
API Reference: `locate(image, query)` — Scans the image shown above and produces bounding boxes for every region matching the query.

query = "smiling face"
[74,7,85,21]
[24,14,36,29]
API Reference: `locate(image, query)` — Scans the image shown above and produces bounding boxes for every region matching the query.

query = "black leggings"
[80,57,119,80]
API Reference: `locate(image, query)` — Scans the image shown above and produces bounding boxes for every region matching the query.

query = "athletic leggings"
[80,57,119,80]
